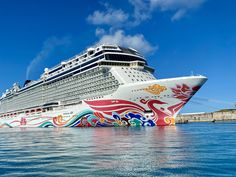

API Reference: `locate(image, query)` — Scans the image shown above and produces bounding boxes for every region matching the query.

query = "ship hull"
[0,76,207,128]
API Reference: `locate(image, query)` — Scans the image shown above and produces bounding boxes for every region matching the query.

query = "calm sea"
[0,122,235,177]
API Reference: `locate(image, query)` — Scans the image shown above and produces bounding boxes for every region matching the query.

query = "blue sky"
[0,0,235,112]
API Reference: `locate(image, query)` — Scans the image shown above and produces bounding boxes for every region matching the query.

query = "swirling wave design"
[50,109,155,127]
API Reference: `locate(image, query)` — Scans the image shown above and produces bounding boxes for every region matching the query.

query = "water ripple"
[0,122,236,176]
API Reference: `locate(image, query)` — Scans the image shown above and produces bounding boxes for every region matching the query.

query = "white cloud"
[95,27,106,37]
[151,0,206,21]
[26,36,71,79]
[87,7,129,26]
[97,30,157,55]
[171,9,186,21]
[88,0,206,27]
[130,0,206,22]
[150,0,205,11]
[129,0,151,25]
[87,0,206,56]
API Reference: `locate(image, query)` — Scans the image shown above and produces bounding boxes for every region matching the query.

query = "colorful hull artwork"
[0,83,203,128]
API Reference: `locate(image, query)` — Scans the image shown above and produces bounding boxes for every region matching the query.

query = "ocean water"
[0,122,235,177]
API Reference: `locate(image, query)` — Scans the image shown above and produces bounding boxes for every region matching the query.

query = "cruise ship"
[0,44,207,127]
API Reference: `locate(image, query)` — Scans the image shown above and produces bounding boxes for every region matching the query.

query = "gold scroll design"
[144,84,167,95]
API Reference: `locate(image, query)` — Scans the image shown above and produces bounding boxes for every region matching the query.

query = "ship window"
[105,54,146,64]
[94,51,103,57]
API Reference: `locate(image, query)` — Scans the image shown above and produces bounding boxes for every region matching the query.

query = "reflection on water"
[0,122,236,176]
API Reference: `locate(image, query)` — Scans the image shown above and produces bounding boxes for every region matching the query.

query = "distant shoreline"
[176,109,236,124]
